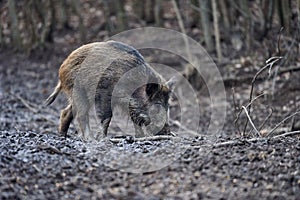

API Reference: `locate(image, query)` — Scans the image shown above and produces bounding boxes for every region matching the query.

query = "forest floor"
[1,37,300,200]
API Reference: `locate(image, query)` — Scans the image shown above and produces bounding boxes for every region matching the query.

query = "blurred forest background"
[1,0,299,62]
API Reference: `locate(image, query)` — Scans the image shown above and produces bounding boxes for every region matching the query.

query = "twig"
[234,93,265,130]
[170,119,199,136]
[243,56,282,134]
[265,111,300,137]
[258,107,273,131]
[211,137,266,148]
[10,91,60,125]
[232,87,241,135]
[273,130,300,139]
[222,65,300,86]
[272,36,296,96]
[266,56,283,76]
[11,92,39,113]
[37,144,62,154]
[242,106,260,137]
[32,164,41,172]
[276,65,300,74]
[277,27,284,55]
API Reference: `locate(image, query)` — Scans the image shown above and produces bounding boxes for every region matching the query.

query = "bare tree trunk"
[0,11,2,47]
[70,0,86,41]
[133,0,145,20]
[211,0,222,61]
[56,0,69,29]
[172,0,203,90]
[103,0,114,33]
[219,0,230,30]
[262,0,274,37]
[190,0,201,28]
[172,0,192,62]
[23,0,37,50]
[145,0,155,23]
[39,0,52,45]
[240,0,251,50]
[297,0,300,56]
[199,0,213,52]
[298,0,300,23]
[277,0,291,34]
[28,0,53,50]
[8,0,21,49]
[115,0,127,32]
[154,0,163,26]
[227,1,238,27]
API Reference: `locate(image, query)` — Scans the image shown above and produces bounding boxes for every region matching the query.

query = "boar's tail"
[44,81,62,106]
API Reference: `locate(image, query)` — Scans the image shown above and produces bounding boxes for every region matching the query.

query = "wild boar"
[45,40,175,140]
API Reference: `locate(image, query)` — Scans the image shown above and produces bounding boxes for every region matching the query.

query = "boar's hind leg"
[102,117,111,136]
[59,104,73,137]
[76,109,90,141]
[95,116,111,140]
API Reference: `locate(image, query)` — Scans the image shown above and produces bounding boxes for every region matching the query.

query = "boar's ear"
[166,76,178,92]
[146,83,160,98]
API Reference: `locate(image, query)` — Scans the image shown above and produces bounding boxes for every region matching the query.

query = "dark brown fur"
[45,40,174,139]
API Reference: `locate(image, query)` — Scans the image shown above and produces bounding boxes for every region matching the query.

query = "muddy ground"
[1,42,300,200]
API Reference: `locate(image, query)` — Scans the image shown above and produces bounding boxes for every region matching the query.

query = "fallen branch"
[258,107,273,131]
[277,65,300,74]
[109,135,180,144]
[37,143,62,154]
[37,143,74,155]
[211,137,266,148]
[190,130,300,148]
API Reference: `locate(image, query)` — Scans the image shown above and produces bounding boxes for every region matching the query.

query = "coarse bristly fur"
[45,40,176,140]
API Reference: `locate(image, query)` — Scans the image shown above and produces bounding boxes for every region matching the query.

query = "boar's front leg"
[94,116,111,140]
[96,106,112,138]
[95,87,113,138]
[59,104,73,137]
